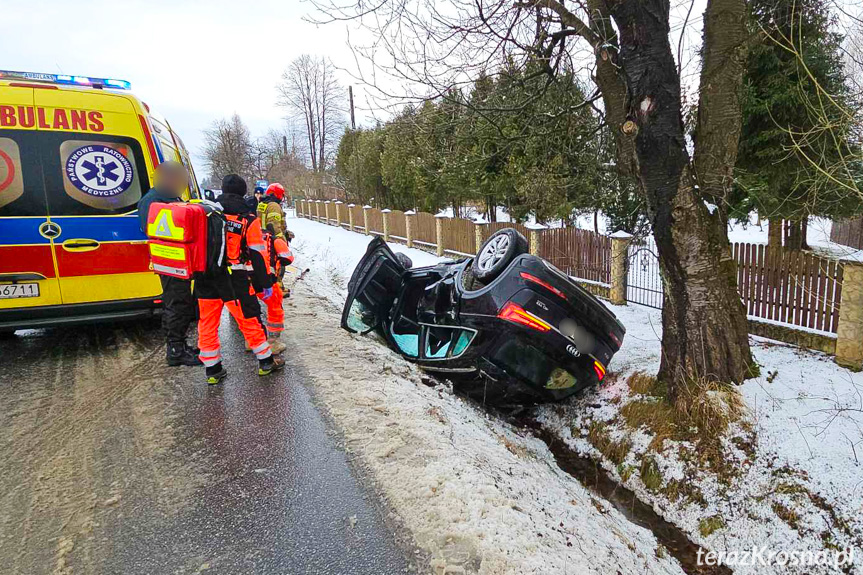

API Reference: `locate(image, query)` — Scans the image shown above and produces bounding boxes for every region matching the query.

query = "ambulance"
[0,70,201,334]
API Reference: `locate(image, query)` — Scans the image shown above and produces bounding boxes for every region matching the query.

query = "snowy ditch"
[283,215,862,574]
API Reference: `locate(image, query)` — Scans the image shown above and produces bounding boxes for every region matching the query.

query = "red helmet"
[266,183,285,200]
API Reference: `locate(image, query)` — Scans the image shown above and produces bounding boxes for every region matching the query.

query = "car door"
[341,237,406,334]
[0,85,63,309]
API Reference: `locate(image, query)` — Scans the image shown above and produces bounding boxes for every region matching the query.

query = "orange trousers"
[197,298,272,367]
[258,283,285,336]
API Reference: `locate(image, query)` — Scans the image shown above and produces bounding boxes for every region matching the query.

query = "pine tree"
[734,0,858,248]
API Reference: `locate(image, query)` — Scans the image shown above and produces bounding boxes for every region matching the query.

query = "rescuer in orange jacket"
[195,174,285,384]
[257,225,294,354]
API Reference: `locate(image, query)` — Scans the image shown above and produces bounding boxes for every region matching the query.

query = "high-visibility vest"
[225,213,270,274]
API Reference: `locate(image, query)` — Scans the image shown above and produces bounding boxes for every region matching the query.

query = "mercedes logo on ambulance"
[38,221,62,239]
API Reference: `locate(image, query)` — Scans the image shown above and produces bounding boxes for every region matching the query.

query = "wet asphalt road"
[0,313,413,574]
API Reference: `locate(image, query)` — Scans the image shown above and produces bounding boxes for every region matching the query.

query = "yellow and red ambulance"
[0,70,200,333]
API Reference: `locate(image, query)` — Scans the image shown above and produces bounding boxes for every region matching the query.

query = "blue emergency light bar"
[0,70,131,90]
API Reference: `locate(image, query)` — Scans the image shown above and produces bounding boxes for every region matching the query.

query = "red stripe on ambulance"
[0,245,56,278]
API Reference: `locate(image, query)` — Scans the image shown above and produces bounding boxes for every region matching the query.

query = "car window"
[0,132,47,216]
[345,299,377,332]
[46,134,148,216]
[423,326,475,359]
[391,316,420,357]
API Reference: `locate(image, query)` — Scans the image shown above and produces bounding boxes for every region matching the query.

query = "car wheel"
[395,252,413,269]
[472,228,528,283]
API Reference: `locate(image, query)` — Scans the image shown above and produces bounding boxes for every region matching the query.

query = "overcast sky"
[1,0,369,170]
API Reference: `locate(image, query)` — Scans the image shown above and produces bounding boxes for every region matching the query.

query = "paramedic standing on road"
[257,225,294,354]
[138,162,201,367]
[195,175,285,384]
[256,183,288,241]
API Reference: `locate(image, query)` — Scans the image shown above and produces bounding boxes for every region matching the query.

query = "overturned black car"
[341,228,626,404]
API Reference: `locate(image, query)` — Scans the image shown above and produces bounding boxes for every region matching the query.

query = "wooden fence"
[293,200,848,345]
[734,243,844,333]
[540,227,611,286]
[414,212,438,246]
[443,218,476,256]
[830,217,863,250]
[389,210,408,240]
[366,208,384,235]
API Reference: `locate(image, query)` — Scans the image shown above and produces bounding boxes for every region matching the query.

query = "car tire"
[0,329,16,340]
[395,252,413,269]
[471,228,528,283]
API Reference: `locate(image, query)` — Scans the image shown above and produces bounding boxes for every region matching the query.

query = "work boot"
[258,355,285,377]
[167,342,203,367]
[205,363,228,385]
[268,336,287,354]
[185,342,200,356]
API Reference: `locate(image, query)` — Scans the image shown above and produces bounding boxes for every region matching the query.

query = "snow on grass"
[536,301,863,574]
[284,216,684,574]
[286,215,862,574]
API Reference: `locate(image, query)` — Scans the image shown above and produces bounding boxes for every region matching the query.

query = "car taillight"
[498,302,551,332]
[520,272,566,300]
[593,360,606,382]
[609,332,622,347]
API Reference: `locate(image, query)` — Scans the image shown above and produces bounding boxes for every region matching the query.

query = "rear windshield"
[0,130,149,217]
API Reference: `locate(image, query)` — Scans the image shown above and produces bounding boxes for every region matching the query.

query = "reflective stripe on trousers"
[197,298,272,363]
[199,348,221,367]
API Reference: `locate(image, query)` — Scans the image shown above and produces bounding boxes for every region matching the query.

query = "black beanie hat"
[222,174,247,196]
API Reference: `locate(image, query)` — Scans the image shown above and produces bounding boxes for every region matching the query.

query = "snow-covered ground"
[286,215,862,574]
[536,303,863,574]
[284,216,685,574]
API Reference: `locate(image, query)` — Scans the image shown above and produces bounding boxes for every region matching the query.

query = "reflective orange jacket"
[224,212,272,288]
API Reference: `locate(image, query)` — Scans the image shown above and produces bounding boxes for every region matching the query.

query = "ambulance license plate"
[0,283,40,299]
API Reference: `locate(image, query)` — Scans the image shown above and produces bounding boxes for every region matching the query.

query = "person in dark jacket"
[139,162,201,367]
[195,175,285,384]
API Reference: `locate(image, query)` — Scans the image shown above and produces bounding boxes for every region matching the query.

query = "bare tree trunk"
[594,210,599,235]
[768,219,783,247]
[610,0,754,398]
[785,219,809,250]
[800,217,808,249]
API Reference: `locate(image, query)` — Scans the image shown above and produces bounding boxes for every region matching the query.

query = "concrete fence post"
[835,261,863,370]
[525,222,547,256]
[382,209,391,242]
[363,205,371,235]
[324,201,331,225]
[609,231,633,305]
[314,200,321,221]
[405,210,416,248]
[435,213,447,257]
[335,201,343,227]
[347,204,355,231]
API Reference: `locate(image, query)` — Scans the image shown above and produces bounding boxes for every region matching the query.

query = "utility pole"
[348,86,356,130]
